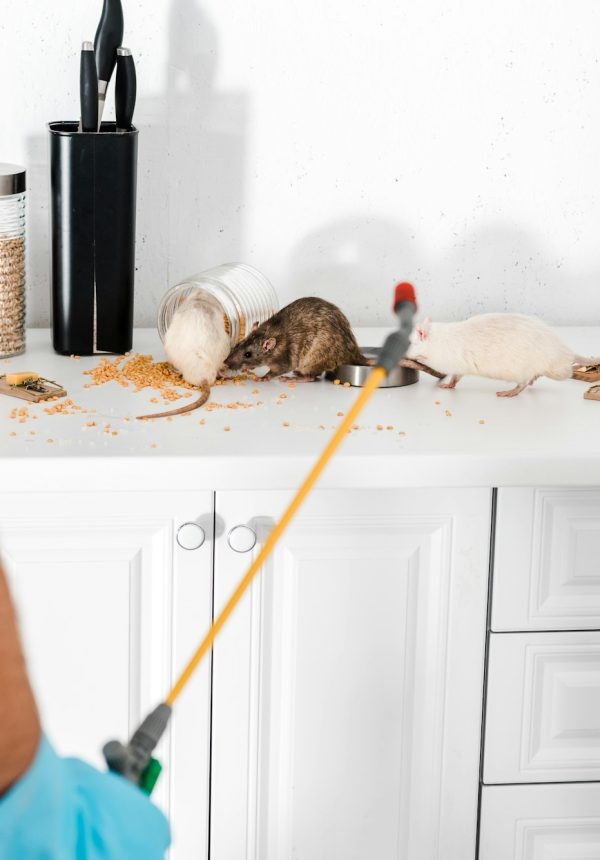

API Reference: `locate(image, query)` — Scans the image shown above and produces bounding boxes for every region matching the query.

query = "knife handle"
[94,0,124,86]
[115,48,137,132]
[80,42,99,133]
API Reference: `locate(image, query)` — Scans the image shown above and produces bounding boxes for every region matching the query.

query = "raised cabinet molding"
[492,488,600,631]
[210,488,491,860]
[484,632,600,784]
[479,784,600,860]
[0,490,214,860]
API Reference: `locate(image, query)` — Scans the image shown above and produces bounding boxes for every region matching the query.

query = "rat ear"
[252,321,260,331]
[416,318,431,341]
[262,337,276,352]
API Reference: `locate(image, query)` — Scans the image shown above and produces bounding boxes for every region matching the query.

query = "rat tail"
[137,381,210,420]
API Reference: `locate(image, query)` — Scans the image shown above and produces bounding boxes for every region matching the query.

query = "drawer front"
[479,784,600,860]
[492,488,600,631]
[484,632,600,784]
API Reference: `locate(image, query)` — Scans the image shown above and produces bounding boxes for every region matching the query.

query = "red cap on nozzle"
[393,281,417,311]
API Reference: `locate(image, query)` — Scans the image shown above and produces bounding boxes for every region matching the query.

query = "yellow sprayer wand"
[102,282,417,795]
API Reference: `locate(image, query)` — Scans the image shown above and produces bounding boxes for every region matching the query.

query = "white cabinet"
[484,631,600,784]
[492,488,600,632]
[210,488,491,860]
[479,784,600,860]
[0,490,214,860]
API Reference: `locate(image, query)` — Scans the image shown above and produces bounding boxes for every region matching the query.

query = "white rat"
[138,291,230,420]
[406,313,598,397]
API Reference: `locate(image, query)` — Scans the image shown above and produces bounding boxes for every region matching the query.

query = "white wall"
[2,0,600,328]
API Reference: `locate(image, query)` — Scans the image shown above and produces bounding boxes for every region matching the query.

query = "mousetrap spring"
[0,372,67,402]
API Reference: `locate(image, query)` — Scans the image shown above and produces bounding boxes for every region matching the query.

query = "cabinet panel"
[479,784,600,860]
[211,488,491,860]
[484,631,600,784]
[492,488,600,631]
[0,490,214,860]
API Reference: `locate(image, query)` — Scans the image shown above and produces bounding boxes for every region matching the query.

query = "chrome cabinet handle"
[227,525,257,553]
[177,522,206,551]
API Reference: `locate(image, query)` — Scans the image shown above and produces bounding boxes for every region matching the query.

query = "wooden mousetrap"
[573,364,600,382]
[584,384,600,402]
[0,372,67,402]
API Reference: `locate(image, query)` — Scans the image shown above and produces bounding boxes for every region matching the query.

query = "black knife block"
[48,121,138,355]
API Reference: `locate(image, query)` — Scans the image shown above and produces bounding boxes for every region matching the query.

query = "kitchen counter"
[0,327,599,490]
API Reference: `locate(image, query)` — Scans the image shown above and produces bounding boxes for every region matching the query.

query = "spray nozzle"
[103,702,172,795]
[377,282,417,372]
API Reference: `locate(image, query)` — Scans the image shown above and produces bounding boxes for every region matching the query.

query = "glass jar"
[0,163,26,358]
[157,263,278,346]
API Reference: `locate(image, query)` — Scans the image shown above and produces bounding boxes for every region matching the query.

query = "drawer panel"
[484,632,600,784]
[479,783,600,860]
[492,488,600,631]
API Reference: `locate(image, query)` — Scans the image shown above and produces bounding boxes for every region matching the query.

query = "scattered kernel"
[343,382,351,388]
[279,393,288,399]
[223,425,231,432]
[479,419,486,425]
[336,411,344,416]
[252,389,259,394]
[398,431,406,436]
[150,443,158,448]
[319,424,326,429]
[386,425,393,430]
[9,431,16,436]
[333,379,341,385]
[46,438,54,443]
[283,421,290,427]
[150,397,159,404]
[445,410,452,417]
[376,424,384,430]
[435,400,441,405]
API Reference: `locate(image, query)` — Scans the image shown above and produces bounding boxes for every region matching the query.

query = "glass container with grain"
[0,163,26,358]
[157,263,278,348]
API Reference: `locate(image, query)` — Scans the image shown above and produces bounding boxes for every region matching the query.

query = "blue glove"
[0,736,170,859]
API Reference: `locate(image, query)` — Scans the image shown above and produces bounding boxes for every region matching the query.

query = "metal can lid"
[0,163,26,196]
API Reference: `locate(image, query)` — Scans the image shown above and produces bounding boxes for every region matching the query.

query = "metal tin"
[0,164,26,197]
[326,347,418,388]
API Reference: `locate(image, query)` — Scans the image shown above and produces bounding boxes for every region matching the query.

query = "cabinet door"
[211,488,491,860]
[0,490,214,860]
[484,631,600,784]
[479,784,600,860]
[492,488,600,631]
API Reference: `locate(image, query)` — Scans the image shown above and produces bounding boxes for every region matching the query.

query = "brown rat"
[225,297,368,380]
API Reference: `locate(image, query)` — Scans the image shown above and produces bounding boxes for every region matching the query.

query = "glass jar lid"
[0,164,26,196]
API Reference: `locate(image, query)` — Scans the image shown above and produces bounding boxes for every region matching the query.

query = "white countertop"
[1,328,599,490]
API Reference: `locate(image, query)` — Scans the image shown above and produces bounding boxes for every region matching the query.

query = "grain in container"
[0,164,26,358]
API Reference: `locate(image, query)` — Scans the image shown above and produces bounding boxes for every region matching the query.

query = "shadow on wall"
[286,218,600,325]
[25,0,248,330]
[287,217,421,326]
[164,0,247,303]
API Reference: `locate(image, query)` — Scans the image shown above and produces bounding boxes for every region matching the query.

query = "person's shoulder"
[62,753,171,859]
[0,737,170,860]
